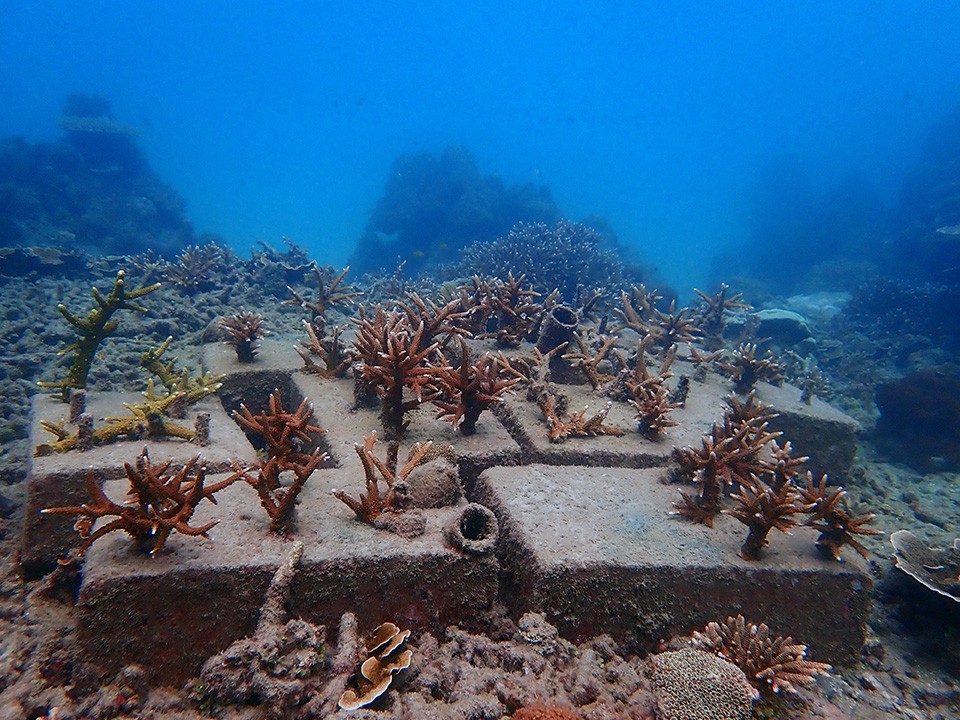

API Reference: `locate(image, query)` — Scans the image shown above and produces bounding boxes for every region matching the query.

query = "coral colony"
[28,230,883,716]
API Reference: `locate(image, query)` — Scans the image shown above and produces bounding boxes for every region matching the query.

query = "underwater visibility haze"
[3,3,960,719]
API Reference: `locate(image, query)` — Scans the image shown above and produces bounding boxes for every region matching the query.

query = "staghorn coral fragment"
[229,448,328,533]
[232,389,324,466]
[694,283,751,350]
[332,431,431,532]
[38,269,161,402]
[541,395,624,443]
[35,381,196,455]
[294,321,351,378]
[726,477,803,561]
[42,447,236,558]
[890,530,960,602]
[798,472,882,560]
[219,309,269,363]
[284,264,360,326]
[692,614,831,697]
[432,338,519,434]
[719,343,785,394]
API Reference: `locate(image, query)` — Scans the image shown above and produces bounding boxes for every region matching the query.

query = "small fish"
[411,250,425,258]
[935,224,960,236]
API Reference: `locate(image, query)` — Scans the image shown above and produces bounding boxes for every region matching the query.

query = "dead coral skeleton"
[338,622,414,711]
[42,447,235,558]
[195,541,327,718]
[692,614,831,697]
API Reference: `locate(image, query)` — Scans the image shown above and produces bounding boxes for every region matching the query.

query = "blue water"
[2,1,959,294]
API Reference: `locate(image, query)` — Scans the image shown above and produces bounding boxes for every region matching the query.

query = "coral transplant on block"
[0,150,959,719]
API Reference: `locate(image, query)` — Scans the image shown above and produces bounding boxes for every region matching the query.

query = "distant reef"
[348,145,562,276]
[0,93,194,257]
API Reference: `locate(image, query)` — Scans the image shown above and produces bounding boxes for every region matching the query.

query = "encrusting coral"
[219,310,269,363]
[338,621,414,711]
[42,447,236,558]
[692,614,831,697]
[38,269,161,402]
[648,647,757,720]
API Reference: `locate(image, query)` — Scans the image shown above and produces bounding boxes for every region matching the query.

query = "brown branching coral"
[231,391,328,532]
[219,310,269,363]
[719,343,785,394]
[284,264,360,329]
[354,308,447,439]
[230,448,327,533]
[42,448,235,558]
[543,396,624,443]
[692,615,831,696]
[338,622,413,711]
[481,272,543,347]
[295,321,351,378]
[611,284,661,335]
[162,243,225,293]
[398,291,471,348]
[726,477,803,560]
[38,269,161,402]
[649,300,702,351]
[625,340,679,440]
[232,389,324,466]
[695,283,751,350]
[563,333,618,390]
[798,473,881,560]
[332,431,432,527]
[433,339,519,434]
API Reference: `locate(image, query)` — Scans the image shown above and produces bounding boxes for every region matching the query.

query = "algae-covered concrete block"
[474,463,871,665]
[76,464,498,686]
[21,393,257,575]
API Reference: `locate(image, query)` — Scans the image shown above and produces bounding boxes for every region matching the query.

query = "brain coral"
[648,648,757,720]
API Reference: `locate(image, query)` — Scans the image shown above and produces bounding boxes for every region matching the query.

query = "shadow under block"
[473,464,871,665]
[76,465,498,687]
[21,393,257,574]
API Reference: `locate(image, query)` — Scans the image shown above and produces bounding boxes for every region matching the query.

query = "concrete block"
[474,464,871,665]
[21,393,256,575]
[76,464,498,686]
